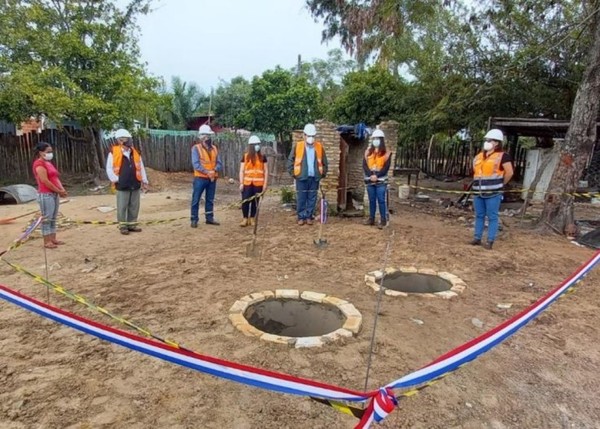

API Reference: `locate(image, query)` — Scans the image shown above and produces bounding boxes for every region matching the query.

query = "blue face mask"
[254,144,261,152]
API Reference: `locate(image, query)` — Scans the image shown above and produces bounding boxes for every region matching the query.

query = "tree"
[539,1,600,232]
[0,0,162,179]
[168,76,207,130]
[246,68,323,151]
[331,67,407,125]
[213,76,252,129]
[296,49,356,117]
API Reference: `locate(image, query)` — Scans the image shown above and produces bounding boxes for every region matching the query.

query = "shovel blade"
[313,239,328,248]
[246,241,261,257]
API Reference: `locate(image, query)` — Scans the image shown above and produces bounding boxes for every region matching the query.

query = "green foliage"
[306,0,593,143]
[213,76,252,129]
[167,76,208,130]
[246,67,323,146]
[280,186,296,204]
[0,0,162,131]
[296,49,356,118]
[331,67,408,125]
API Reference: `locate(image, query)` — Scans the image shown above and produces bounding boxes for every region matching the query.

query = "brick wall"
[291,120,399,213]
[292,120,339,198]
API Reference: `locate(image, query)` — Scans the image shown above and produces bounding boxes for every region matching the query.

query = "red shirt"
[33,159,63,193]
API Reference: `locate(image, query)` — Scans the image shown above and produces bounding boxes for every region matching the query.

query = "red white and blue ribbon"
[0,284,373,403]
[1,246,599,427]
[384,249,600,390]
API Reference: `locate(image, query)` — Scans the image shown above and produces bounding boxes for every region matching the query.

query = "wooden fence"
[0,128,95,184]
[396,139,527,181]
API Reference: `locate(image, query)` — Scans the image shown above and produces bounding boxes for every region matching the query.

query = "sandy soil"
[1,172,599,429]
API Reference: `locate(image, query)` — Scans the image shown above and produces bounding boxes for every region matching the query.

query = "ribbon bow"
[355,388,398,428]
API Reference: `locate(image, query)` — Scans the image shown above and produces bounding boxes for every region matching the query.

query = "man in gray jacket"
[288,123,328,225]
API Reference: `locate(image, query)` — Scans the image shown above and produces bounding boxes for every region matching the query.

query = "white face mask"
[254,144,261,152]
[483,141,495,151]
[306,136,315,145]
[372,139,381,148]
[43,153,54,161]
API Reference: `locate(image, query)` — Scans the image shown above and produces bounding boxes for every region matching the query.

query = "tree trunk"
[538,5,600,233]
[84,126,105,184]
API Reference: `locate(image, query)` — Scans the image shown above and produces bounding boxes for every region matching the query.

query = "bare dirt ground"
[1,171,599,429]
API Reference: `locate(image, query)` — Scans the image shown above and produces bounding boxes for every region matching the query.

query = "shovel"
[245,196,262,257]
[314,187,328,248]
[0,209,40,225]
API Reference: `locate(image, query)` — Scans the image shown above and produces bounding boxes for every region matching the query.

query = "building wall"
[291,119,399,213]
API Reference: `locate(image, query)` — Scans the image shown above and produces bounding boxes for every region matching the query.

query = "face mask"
[254,144,261,152]
[372,139,381,148]
[306,136,314,144]
[483,141,494,151]
[43,153,54,161]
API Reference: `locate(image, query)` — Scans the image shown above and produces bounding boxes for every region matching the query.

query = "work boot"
[249,217,256,226]
[206,219,220,226]
[120,228,129,235]
[484,241,494,250]
[363,217,375,226]
[128,226,142,232]
[378,219,387,230]
[191,221,198,228]
[470,239,481,246]
[240,218,249,227]
[306,218,314,225]
[297,219,305,226]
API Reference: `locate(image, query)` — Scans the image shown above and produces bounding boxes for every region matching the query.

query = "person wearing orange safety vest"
[287,123,328,226]
[363,128,391,229]
[105,128,149,235]
[191,124,223,228]
[238,135,268,227]
[470,129,514,250]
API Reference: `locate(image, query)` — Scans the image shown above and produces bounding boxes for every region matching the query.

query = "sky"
[134,0,345,91]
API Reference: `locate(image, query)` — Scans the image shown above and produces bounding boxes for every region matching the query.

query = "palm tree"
[169,76,206,130]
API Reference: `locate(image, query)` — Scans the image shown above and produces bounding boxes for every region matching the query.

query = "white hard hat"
[372,129,385,138]
[303,123,317,137]
[198,124,214,136]
[114,128,132,139]
[248,135,261,145]
[484,129,504,142]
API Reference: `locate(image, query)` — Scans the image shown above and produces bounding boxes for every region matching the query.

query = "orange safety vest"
[472,151,505,192]
[365,150,390,171]
[242,153,265,186]
[194,143,219,178]
[293,141,324,177]
[112,145,142,182]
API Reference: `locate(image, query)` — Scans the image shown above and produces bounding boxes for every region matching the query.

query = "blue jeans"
[296,177,319,220]
[473,194,502,242]
[38,193,59,236]
[191,177,217,222]
[367,182,387,221]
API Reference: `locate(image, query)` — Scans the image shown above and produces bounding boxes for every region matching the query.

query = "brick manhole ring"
[365,268,466,299]
[229,290,362,348]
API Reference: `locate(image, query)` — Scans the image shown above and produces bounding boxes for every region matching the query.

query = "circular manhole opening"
[229,290,362,347]
[245,299,344,337]
[378,272,452,294]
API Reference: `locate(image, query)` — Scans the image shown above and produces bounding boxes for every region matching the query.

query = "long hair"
[246,144,258,164]
[367,138,387,156]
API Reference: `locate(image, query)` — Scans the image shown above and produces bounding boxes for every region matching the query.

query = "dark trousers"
[296,177,319,220]
[191,177,217,222]
[241,184,263,218]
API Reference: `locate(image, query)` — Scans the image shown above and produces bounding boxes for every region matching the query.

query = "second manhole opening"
[378,272,452,294]
[244,299,345,337]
